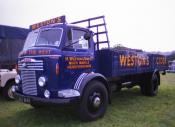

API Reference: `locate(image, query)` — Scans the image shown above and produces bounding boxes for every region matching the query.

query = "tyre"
[77,80,108,121]
[3,81,15,100]
[140,72,159,96]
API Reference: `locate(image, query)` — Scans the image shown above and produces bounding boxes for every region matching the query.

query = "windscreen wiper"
[64,39,83,48]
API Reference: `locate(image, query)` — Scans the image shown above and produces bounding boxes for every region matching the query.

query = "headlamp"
[38,77,46,87]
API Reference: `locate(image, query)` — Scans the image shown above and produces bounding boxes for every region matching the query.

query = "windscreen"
[23,28,63,50]
[36,28,63,46]
[23,30,38,50]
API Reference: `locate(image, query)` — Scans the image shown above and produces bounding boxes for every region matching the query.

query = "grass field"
[0,73,175,127]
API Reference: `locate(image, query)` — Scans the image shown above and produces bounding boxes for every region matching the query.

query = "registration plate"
[19,96,31,103]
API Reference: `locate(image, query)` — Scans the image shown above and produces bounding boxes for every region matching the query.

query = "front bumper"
[14,92,79,106]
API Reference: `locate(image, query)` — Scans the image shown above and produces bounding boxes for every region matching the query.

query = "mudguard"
[74,72,111,103]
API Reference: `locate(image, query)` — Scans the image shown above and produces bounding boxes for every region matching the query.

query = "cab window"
[66,29,89,50]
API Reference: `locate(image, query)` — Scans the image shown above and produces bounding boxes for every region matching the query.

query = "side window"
[66,29,89,50]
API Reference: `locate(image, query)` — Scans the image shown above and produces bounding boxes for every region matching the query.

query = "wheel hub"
[93,96,101,108]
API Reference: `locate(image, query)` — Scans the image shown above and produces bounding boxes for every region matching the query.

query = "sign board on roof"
[30,15,66,30]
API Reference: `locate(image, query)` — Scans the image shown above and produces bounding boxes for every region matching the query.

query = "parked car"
[0,69,17,100]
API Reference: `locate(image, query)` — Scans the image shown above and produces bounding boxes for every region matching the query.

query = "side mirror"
[84,32,91,40]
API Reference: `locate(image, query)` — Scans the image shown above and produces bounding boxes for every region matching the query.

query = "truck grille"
[18,59,44,71]
[21,70,37,96]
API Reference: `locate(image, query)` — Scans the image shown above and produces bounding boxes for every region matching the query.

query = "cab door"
[61,28,94,89]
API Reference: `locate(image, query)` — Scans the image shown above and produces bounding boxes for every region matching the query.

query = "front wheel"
[77,80,108,121]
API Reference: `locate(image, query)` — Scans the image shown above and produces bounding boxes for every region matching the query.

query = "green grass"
[0,73,175,127]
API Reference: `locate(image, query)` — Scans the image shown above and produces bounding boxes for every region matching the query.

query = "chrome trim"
[58,89,80,98]
[19,55,61,58]
[18,59,44,71]
[21,70,37,96]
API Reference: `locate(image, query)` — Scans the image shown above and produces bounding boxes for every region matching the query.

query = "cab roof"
[33,23,90,32]
[30,15,90,32]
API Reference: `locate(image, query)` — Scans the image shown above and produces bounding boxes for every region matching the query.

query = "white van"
[0,69,17,100]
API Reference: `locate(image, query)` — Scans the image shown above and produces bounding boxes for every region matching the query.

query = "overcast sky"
[0,0,175,52]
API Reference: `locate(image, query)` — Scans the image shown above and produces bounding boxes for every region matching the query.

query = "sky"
[0,0,175,52]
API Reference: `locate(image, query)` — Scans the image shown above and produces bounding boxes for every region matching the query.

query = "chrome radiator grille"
[21,70,37,96]
[18,60,43,71]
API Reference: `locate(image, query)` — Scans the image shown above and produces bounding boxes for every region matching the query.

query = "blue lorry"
[13,15,168,121]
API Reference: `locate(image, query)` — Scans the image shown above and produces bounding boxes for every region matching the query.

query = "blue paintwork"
[15,16,168,103]
[17,23,95,98]
[95,49,168,78]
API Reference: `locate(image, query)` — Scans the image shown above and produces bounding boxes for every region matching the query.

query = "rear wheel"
[3,81,15,100]
[77,80,108,121]
[140,72,159,96]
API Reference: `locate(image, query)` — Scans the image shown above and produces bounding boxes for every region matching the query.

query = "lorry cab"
[13,16,111,121]
[16,23,96,98]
